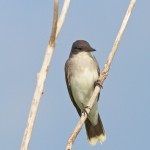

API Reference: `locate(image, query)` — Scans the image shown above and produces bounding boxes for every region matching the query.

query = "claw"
[82,105,91,116]
[94,79,103,89]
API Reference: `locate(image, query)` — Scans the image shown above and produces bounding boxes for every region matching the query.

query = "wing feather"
[65,59,81,116]
[92,56,100,101]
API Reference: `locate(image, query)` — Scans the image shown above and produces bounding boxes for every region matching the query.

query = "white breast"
[70,52,98,110]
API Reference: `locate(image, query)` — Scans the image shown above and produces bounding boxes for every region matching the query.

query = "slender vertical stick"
[56,0,70,38]
[66,0,136,150]
[21,1,58,149]
[21,0,70,149]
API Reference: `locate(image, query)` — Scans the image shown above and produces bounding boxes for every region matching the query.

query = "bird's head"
[70,40,96,56]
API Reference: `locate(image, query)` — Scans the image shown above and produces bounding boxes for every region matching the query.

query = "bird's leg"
[94,79,103,89]
[81,103,91,116]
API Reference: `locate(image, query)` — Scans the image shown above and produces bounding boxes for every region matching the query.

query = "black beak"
[85,48,96,52]
[89,48,96,52]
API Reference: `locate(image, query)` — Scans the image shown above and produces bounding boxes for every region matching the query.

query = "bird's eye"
[74,46,82,50]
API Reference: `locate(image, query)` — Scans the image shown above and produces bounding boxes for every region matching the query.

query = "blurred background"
[0,0,150,149]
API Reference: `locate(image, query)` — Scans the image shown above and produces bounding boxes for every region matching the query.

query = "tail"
[85,114,106,145]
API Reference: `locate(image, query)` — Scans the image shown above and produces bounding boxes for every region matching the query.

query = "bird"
[65,40,106,145]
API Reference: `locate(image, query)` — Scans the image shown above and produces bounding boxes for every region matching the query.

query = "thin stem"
[66,0,136,149]
[49,0,59,47]
[56,0,71,38]
[21,0,70,149]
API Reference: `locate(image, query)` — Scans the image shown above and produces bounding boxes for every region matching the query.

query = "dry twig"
[66,0,136,150]
[21,0,70,149]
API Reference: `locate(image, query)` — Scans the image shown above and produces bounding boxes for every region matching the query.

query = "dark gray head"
[70,40,96,56]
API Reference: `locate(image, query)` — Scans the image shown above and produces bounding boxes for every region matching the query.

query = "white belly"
[70,69,96,105]
[69,52,99,125]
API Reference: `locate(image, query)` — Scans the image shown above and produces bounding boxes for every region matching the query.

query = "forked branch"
[21,0,70,149]
[66,0,136,150]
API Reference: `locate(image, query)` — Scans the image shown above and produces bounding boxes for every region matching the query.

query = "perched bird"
[65,40,106,145]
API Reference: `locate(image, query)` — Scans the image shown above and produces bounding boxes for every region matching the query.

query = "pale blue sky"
[0,0,150,150]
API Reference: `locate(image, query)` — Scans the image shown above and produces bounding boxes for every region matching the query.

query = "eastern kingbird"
[65,40,106,145]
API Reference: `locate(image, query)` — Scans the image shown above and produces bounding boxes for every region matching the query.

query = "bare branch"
[66,0,136,150]
[21,0,70,149]
[49,0,59,47]
[56,0,71,38]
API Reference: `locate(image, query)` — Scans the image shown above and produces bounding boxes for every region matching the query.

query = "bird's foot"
[94,79,103,89]
[82,104,91,116]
